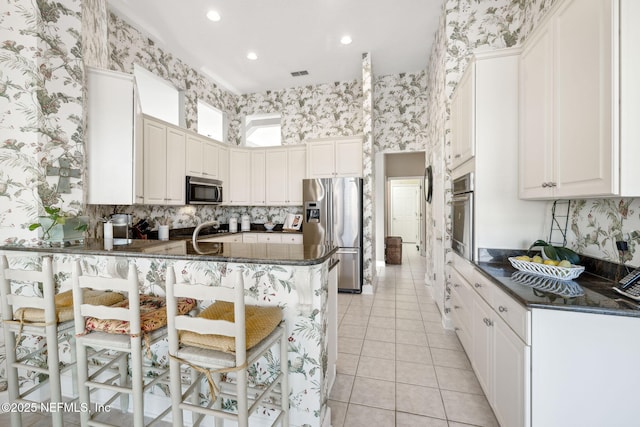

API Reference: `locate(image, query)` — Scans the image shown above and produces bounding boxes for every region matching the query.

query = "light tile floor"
[329,244,499,427]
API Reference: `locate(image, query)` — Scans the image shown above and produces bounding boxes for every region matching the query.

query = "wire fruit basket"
[508,257,585,280]
[510,271,585,298]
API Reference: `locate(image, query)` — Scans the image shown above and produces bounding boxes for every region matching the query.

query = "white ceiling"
[106,0,443,95]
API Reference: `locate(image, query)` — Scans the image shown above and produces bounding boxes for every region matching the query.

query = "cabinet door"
[494,317,531,427]
[185,134,203,177]
[519,22,554,199]
[202,140,219,178]
[228,149,250,205]
[472,296,494,400]
[335,139,363,177]
[265,149,288,205]
[251,150,266,205]
[554,0,615,197]
[165,127,186,204]
[287,146,307,205]
[218,146,229,203]
[451,63,475,169]
[307,141,336,178]
[143,119,168,204]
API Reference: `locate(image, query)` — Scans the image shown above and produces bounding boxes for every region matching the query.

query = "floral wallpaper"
[3,251,331,426]
[361,52,375,291]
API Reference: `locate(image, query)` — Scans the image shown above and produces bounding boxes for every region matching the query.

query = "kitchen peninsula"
[0,239,339,427]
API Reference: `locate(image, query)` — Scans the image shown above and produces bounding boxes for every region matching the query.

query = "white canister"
[241,214,251,232]
[229,217,238,233]
[103,221,113,239]
[158,225,169,241]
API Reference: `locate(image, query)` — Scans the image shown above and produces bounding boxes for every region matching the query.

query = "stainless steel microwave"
[185,176,223,204]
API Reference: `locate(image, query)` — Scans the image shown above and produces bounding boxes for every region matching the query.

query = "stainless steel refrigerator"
[303,178,363,293]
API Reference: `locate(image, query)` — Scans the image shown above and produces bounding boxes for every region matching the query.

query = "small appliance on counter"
[110,213,133,239]
[241,214,251,232]
[229,216,238,233]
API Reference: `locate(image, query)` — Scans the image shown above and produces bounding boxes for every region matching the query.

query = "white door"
[390,180,420,244]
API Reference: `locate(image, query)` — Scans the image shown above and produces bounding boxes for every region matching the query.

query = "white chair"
[0,255,74,427]
[71,259,193,426]
[166,266,289,427]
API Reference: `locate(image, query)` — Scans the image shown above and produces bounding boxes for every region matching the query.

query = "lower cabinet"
[450,255,530,427]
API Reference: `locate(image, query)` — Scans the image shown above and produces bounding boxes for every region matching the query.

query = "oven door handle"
[452,193,471,203]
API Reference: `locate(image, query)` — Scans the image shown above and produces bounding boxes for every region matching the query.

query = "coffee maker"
[110,214,133,239]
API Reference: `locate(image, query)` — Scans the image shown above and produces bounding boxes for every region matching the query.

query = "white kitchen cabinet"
[242,233,258,243]
[228,149,251,205]
[520,0,640,199]
[282,233,303,244]
[143,117,186,205]
[186,135,220,179]
[218,146,229,203]
[257,233,282,244]
[450,254,531,427]
[199,234,242,243]
[86,67,143,205]
[266,146,306,205]
[306,138,363,178]
[141,240,186,255]
[453,49,547,260]
[250,150,266,205]
[450,62,475,169]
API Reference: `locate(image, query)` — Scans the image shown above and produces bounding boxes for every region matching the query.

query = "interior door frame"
[386,177,423,245]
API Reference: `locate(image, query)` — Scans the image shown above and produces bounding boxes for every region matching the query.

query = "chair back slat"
[174,315,236,337]
[0,256,57,324]
[172,282,235,302]
[72,260,141,336]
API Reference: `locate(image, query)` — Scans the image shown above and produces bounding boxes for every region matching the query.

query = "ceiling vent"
[290,70,309,77]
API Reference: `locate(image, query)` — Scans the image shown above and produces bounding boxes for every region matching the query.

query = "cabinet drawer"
[142,240,186,254]
[242,233,258,243]
[471,269,495,307]
[451,252,475,280]
[493,287,530,344]
[257,233,282,243]
[282,233,303,244]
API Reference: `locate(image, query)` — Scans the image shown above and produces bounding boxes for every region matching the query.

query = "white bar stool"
[166,266,289,427]
[71,260,194,426]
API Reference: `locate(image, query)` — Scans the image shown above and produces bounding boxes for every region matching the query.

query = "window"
[244,113,282,147]
[133,64,183,126]
[197,100,225,141]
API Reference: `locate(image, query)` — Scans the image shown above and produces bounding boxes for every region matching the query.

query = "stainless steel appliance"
[110,213,132,239]
[185,176,223,204]
[303,178,363,293]
[452,172,474,261]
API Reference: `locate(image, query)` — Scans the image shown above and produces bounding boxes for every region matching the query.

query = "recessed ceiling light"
[247,52,258,60]
[340,35,353,45]
[206,10,221,22]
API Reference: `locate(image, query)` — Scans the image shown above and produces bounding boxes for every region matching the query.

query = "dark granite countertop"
[474,249,640,317]
[0,239,336,266]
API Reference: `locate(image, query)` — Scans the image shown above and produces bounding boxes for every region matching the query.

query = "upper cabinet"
[450,63,475,169]
[520,0,640,199]
[86,67,143,205]
[143,116,186,205]
[306,137,363,178]
[228,149,251,205]
[250,150,266,205]
[185,134,221,179]
[265,146,307,206]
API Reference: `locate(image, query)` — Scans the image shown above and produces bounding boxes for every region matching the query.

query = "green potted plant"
[29,205,89,243]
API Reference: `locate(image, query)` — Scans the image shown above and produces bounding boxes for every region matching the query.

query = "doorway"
[388,179,421,244]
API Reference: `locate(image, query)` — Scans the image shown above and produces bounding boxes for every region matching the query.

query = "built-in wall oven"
[452,172,474,261]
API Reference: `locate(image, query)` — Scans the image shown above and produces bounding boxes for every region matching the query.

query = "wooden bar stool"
[166,266,289,427]
[71,260,195,426]
[0,255,123,427]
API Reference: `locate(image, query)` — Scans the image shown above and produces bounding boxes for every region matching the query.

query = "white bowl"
[264,222,276,231]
